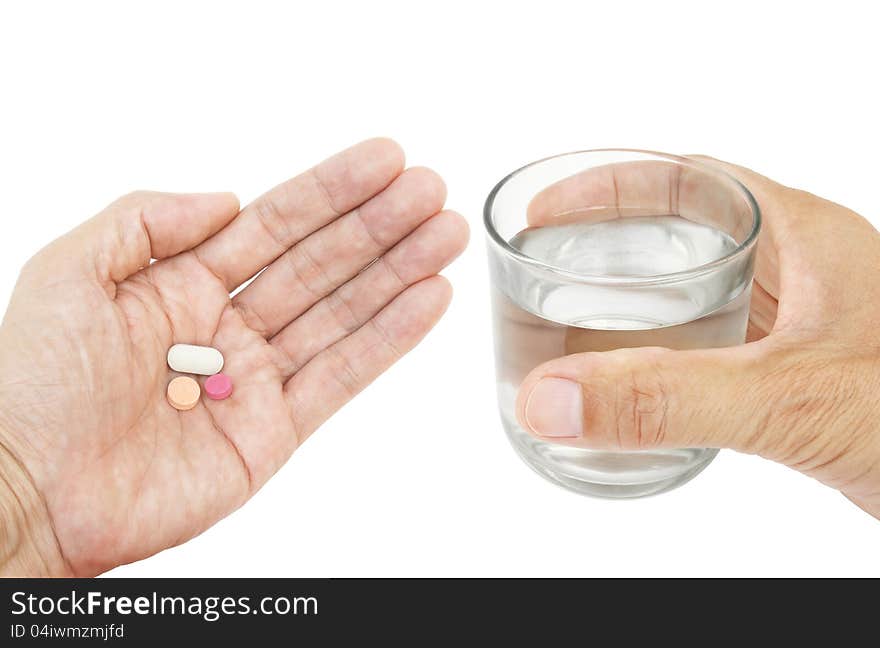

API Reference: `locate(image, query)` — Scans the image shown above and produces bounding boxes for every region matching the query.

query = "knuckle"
[285,243,333,299]
[310,166,344,216]
[325,290,361,335]
[253,195,295,251]
[612,369,670,450]
[369,317,403,361]
[328,346,361,398]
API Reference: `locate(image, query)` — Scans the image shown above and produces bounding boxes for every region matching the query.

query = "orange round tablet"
[167,376,201,411]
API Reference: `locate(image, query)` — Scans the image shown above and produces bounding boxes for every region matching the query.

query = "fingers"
[693,155,880,328]
[676,156,786,305]
[232,167,447,337]
[523,155,782,333]
[526,158,756,244]
[285,275,452,440]
[271,210,468,379]
[38,191,240,291]
[194,138,405,291]
[515,346,766,452]
[527,161,681,226]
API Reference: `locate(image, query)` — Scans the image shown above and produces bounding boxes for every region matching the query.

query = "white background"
[1,1,878,577]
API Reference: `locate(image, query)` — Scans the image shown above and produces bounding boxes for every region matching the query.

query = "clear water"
[492,215,750,497]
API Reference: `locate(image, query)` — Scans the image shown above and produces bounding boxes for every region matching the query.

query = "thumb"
[516,346,768,453]
[32,190,240,288]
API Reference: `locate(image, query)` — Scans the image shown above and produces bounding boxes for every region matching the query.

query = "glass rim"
[483,148,762,286]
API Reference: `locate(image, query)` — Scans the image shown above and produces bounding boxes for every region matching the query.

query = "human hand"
[516,157,880,518]
[0,138,469,576]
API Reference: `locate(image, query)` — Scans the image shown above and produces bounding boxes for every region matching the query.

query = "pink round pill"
[204,373,233,400]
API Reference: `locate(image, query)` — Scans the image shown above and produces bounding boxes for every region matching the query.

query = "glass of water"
[485,150,760,498]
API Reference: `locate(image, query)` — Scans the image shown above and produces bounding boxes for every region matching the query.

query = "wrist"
[0,417,71,577]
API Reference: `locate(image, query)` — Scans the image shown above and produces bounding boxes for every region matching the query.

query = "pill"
[205,373,233,400]
[167,376,201,411]
[167,344,224,375]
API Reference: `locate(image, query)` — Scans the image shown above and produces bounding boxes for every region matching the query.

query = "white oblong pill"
[167,344,224,376]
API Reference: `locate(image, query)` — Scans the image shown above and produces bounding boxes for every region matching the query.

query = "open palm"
[0,139,468,576]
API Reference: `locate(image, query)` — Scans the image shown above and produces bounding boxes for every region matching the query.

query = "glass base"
[504,418,718,499]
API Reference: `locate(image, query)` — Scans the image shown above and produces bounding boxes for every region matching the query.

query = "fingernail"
[524,377,584,438]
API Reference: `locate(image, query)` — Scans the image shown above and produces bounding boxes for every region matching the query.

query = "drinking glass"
[485,150,760,498]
